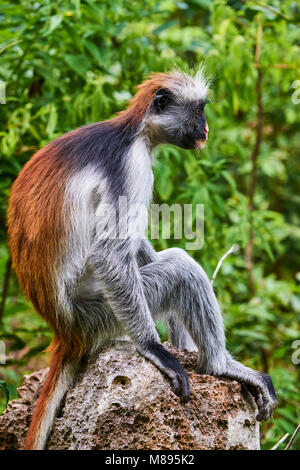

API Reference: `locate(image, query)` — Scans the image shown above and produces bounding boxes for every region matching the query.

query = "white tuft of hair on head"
[167,67,212,102]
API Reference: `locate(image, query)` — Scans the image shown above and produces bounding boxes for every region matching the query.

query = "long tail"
[24,339,77,450]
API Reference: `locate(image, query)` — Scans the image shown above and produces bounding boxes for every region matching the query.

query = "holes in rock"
[111,375,131,389]
[217,419,228,429]
[134,415,150,425]
[243,419,252,427]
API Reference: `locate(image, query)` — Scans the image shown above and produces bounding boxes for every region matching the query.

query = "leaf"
[64,55,92,79]
[222,171,237,191]
[152,20,178,35]
[44,14,64,36]
[0,381,9,409]
[45,104,57,137]
[83,39,103,64]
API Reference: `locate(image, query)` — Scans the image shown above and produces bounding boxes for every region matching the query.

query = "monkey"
[7,69,277,450]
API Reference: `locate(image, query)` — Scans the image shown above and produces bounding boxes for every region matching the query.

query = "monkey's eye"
[195,100,208,118]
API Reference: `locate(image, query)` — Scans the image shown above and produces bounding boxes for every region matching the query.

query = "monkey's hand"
[139,342,190,403]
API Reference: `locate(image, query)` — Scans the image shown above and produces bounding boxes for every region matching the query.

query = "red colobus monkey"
[8,70,277,450]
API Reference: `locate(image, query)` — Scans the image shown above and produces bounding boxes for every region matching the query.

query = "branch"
[246,0,292,22]
[211,245,239,285]
[285,424,300,450]
[271,433,289,450]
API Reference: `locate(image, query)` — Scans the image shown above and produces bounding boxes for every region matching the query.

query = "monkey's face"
[149,88,209,150]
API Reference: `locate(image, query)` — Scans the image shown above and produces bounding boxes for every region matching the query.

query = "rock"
[0,368,49,450]
[0,339,260,450]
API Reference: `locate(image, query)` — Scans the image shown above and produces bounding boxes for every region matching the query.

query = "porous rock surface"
[0,339,260,450]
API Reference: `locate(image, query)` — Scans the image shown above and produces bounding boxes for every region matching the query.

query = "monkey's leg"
[140,247,277,421]
[137,240,197,352]
[167,317,198,352]
[90,244,190,402]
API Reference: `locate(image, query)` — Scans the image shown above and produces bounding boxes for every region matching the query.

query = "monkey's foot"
[197,353,278,421]
[240,372,278,422]
[221,355,278,421]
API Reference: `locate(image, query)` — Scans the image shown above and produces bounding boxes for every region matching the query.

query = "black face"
[152,88,209,150]
[177,101,208,150]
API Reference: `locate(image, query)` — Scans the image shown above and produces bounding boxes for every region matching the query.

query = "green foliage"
[0,380,9,411]
[0,0,299,449]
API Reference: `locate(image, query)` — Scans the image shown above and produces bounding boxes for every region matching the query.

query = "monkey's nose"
[204,123,209,135]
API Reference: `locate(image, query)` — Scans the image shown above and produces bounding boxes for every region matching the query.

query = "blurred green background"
[0,0,299,449]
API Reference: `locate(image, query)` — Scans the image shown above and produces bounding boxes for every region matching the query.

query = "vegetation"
[0,0,299,449]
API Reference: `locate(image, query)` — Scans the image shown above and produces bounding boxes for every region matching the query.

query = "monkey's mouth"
[195,139,207,150]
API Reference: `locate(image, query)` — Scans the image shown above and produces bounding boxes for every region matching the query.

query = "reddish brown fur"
[8,139,86,449]
[7,142,84,358]
[24,337,65,450]
[116,73,171,125]
[8,145,64,321]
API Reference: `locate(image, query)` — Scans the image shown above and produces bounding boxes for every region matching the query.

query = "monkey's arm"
[94,243,190,401]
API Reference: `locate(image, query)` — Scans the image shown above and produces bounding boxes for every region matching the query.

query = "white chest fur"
[126,137,153,250]
[127,137,153,206]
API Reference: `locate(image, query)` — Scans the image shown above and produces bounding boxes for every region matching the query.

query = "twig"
[211,245,239,284]
[255,63,297,70]
[245,0,292,22]
[254,21,262,65]
[285,424,300,450]
[271,433,289,450]
[0,39,23,55]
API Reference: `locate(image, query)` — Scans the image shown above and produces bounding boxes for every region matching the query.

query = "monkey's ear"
[152,88,173,113]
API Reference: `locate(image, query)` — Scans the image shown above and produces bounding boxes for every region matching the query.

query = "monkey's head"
[126,69,210,150]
